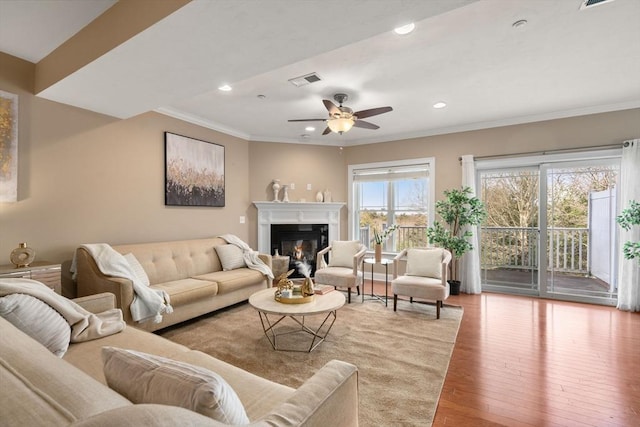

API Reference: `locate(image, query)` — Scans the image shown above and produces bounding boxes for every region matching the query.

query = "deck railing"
[480,226,589,274]
[359,225,590,274]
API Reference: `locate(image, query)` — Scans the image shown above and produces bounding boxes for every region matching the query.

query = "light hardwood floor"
[431,292,640,426]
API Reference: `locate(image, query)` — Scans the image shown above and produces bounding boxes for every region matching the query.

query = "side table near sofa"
[0,262,62,294]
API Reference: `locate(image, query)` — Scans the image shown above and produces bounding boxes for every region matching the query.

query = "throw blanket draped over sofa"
[74,237,273,332]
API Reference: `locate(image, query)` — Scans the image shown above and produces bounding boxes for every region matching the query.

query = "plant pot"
[448,280,461,295]
[374,244,382,263]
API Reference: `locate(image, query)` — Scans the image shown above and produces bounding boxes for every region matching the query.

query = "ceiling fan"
[288,93,393,135]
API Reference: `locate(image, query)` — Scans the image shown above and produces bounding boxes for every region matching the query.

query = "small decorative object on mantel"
[282,184,290,202]
[373,224,399,263]
[10,243,36,268]
[323,189,332,203]
[315,191,324,202]
[272,179,281,202]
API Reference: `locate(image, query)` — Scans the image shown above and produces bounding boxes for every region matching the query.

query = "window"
[349,158,435,252]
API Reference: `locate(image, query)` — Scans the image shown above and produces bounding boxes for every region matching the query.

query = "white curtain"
[617,139,640,312]
[460,155,482,294]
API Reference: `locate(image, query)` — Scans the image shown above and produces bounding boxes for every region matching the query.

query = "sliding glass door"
[541,160,619,301]
[480,168,540,294]
[478,152,620,305]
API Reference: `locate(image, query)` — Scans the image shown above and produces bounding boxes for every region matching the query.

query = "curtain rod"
[458,143,624,162]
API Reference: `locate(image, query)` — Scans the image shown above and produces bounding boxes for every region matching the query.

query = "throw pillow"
[101,347,250,425]
[123,253,150,286]
[328,240,360,268]
[0,293,71,357]
[406,248,444,279]
[215,244,247,271]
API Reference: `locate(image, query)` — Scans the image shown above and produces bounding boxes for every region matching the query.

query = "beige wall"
[344,110,640,201]
[248,142,348,245]
[1,53,251,281]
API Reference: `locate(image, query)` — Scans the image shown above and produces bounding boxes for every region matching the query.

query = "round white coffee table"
[249,287,345,352]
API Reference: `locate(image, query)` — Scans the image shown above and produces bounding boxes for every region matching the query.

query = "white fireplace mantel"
[253,201,345,254]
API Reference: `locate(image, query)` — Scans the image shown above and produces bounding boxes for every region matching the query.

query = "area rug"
[159,297,463,426]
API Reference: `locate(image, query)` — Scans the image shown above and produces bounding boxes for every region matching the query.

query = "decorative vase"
[374,244,382,263]
[272,179,281,202]
[323,189,332,203]
[282,185,289,202]
[302,277,315,296]
[10,243,36,268]
[315,191,323,202]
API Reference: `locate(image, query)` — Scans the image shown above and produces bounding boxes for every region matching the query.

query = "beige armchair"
[391,247,452,318]
[314,241,367,303]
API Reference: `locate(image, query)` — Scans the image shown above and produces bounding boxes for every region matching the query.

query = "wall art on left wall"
[0,90,18,203]
[164,132,225,207]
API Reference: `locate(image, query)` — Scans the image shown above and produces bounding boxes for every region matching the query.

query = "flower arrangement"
[373,224,399,245]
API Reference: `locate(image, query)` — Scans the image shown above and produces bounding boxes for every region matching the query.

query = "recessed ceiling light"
[218,84,232,91]
[512,19,527,29]
[305,126,316,132]
[433,101,447,109]
[393,23,415,35]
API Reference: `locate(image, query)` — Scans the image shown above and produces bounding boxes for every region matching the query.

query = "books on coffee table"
[314,284,335,295]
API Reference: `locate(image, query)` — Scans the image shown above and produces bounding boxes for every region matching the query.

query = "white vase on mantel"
[282,185,290,202]
[272,179,281,202]
[315,191,324,202]
[323,189,332,203]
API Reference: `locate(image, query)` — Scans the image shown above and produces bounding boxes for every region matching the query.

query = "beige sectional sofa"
[75,237,272,331]
[0,292,359,426]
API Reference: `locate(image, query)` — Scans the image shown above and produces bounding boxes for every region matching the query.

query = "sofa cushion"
[215,244,247,271]
[193,269,265,294]
[69,404,217,426]
[406,248,443,279]
[114,238,226,285]
[123,253,150,286]
[152,278,218,307]
[329,241,360,268]
[102,347,250,425]
[0,293,71,357]
[0,317,132,426]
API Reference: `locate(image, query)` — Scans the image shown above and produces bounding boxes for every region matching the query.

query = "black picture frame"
[164,132,225,207]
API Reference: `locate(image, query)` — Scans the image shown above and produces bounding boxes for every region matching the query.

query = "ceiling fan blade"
[323,99,340,116]
[353,106,393,119]
[288,118,327,122]
[353,120,379,130]
[322,126,332,135]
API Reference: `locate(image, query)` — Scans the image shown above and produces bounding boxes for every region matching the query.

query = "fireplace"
[271,224,328,277]
[253,201,345,277]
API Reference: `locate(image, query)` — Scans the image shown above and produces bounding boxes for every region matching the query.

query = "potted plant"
[373,224,399,262]
[616,200,640,264]
[426,187,487,294]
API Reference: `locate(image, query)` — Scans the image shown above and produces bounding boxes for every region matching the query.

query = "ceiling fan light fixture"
[327,117,355,134]
[394,22,415,35]
[305,126,316,132]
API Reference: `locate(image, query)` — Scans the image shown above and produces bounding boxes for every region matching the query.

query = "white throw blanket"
[71,244,173,324]
[219,234,274,279]
[0,278,125,341]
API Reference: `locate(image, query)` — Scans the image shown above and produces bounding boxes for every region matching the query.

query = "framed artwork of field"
[0,90,18,203]
[164,132,225,207]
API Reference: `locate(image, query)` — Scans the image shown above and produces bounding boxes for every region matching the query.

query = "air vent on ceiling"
[288,72,322,87]
[580,0,615,10]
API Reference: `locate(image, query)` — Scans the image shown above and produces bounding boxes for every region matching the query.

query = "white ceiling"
[1,0,639,146]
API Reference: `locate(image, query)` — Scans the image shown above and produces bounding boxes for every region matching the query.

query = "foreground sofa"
[0,291,359,426]
[75,237,272,331]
